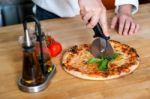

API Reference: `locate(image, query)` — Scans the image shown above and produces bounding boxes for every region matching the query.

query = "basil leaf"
[86,58,101,64]
[98,59,108,71]
[87,52,120,71]
[111,52,120,60]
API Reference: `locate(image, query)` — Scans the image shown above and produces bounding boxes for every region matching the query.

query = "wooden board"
[0,4,150,99]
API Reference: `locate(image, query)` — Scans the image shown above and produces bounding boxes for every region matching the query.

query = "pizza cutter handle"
[93,23,110,40]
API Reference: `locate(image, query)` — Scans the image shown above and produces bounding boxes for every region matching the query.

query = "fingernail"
[118,31,122,35]
[111,25,114,29]
[105,33,110,37]
[129,32,133,35]
[123,33,127,36]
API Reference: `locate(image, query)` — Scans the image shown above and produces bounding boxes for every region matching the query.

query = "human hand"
[111,4,139,35]
[78,0,109,36]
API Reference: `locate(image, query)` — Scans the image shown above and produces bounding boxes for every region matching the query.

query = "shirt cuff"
[115,0,139,14]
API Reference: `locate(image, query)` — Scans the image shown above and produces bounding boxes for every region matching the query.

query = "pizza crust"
[62,40,140,80]
[63,61,139,80]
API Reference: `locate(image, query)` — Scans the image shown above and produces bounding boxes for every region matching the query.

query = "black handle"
[93,23,110,40]
[23,15,45,74]
[23,15,42,37]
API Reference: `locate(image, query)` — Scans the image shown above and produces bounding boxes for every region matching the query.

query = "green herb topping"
[86,52,120,71]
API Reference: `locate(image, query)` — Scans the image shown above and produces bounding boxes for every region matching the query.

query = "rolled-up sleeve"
[115,0,139,14]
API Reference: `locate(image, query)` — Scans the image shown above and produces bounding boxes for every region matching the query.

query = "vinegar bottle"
[34,31,53,75]
[21,29,45,86]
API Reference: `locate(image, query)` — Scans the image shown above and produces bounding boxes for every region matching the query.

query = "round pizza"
[62,40,139,80]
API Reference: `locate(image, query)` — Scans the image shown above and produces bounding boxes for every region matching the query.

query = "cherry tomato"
[48,41,62,57]
[46,35,62,57]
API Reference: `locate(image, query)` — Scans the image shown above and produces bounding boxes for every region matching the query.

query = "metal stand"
[17,64,56,93]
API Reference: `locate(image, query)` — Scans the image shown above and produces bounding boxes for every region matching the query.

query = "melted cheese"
[109,51,128,66]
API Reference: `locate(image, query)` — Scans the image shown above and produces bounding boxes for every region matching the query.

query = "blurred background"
[0,0,33,26]
[0,0,149,27]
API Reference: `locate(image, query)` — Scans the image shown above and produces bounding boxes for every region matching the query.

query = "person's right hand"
[78,0,109,36]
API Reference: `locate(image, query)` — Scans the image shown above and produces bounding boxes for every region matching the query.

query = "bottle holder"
[17,64,56,93]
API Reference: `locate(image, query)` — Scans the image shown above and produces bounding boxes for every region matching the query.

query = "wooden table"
[0,3,150,99]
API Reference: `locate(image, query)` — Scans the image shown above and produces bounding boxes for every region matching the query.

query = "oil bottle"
[34,31,53,75]
[21,29,45,86]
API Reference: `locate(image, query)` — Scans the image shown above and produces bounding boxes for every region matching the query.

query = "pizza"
[62,40,139,80]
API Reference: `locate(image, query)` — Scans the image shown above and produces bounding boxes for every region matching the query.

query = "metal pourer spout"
[23,29,33,48]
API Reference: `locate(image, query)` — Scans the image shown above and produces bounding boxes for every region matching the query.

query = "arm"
[78,0,109,36]
[115,0,139,14]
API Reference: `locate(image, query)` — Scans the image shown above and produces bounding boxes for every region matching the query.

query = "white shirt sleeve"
[115,0,139,14]
[32,0,79,17]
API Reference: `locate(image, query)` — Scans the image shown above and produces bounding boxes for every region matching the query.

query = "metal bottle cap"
[23,29,33,48]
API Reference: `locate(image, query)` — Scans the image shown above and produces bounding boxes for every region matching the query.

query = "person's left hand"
[111,4,139,35]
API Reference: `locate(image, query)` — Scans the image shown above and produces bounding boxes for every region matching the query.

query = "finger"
[87,14,99,28]
[82,12,93,24]
[80,9,85,16]
[99,10,109,36]
[80,9,87,19]
[134,24,140,33]
[111,16,118,29]
[123,20,131,36]
[129,22,136,35]
[118,17,126,35]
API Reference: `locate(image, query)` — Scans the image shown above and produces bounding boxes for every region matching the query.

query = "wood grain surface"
[0,4,150,99]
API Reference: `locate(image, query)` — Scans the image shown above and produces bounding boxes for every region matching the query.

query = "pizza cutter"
[90,23,114,57]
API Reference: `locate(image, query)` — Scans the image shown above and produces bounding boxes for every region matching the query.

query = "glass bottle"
[21,30,45,86]
[34,32,53,75]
